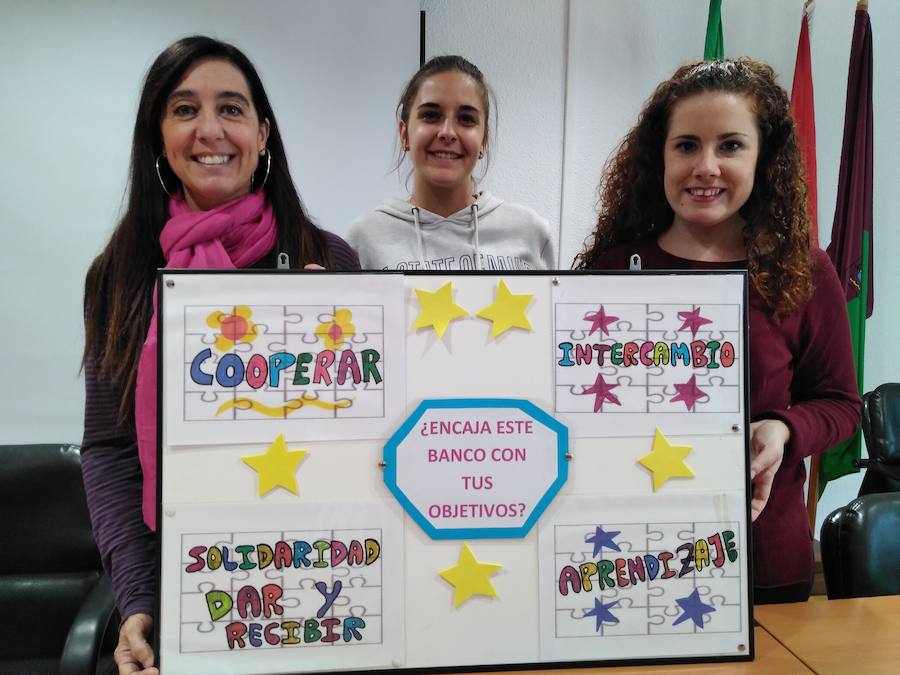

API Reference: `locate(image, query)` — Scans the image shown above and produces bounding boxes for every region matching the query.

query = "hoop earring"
[253,149,272,191]
[155,154,175,194]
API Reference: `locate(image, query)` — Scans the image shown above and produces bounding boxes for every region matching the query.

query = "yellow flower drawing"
[315,309,356,350]
[206,305,259,352]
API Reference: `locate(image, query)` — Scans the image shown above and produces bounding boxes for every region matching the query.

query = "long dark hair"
[573,58,812,318]
[84,36,332,417]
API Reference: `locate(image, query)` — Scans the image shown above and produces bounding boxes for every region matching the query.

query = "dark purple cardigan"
[81,231,360,620]
[592,239,861,589]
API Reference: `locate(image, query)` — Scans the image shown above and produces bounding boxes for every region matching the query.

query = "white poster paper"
[162,273,406,446]
[159,499,404,674]
[552,274,745,437]
[538,492,750,661]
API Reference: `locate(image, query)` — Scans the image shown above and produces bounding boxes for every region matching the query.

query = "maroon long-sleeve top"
[592,239,861,589]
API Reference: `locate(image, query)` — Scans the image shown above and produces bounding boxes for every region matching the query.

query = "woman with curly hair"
[574,58,860,604]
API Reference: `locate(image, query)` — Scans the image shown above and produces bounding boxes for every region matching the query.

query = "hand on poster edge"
[749,419,788,522]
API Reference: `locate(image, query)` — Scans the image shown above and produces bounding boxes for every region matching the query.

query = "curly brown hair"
[573,58,813,318]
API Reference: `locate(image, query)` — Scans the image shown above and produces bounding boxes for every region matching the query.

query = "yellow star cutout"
[475,280,534,337]
[241,434,308,496]
[413,281,468,337]
[638,428,695,491]
[438,543,502,607]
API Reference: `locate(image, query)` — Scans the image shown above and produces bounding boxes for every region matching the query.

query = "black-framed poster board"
[157,270,752,673]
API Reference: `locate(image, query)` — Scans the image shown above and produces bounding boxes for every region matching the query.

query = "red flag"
[791,1,818,247]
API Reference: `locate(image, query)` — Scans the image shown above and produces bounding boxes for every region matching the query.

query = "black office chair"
[0,444,117,675]
[857,382,900,495]
[821,492,900,599]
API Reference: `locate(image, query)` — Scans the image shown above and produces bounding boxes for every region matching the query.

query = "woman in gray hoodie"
[348,56,555,271]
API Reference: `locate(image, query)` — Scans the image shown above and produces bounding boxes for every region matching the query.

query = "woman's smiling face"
[160,58,269,211]
[400,70,486,196]
[663,91,760,234]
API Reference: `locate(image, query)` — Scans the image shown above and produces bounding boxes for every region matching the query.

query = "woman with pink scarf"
[81,36,359,674]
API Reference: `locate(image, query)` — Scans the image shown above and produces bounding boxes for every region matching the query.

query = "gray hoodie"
[346,191,556,271]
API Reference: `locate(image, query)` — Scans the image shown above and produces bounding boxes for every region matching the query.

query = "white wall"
[2,0,897,537]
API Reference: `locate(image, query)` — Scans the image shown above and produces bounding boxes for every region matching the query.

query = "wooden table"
[459,596,900,673]
[755,595,900,674]
[462,626,811,674]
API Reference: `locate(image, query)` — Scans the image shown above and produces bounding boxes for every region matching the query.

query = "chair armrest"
[60,574,116,675]
[854,456,900,480]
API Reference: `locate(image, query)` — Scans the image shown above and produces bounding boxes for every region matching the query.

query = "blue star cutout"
[672,589,715,628]
[583,597,619,631]
[585,525,621,557]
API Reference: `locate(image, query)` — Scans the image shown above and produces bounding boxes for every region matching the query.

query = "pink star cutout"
[670,374,708,411]
[581,373,622,412]
[677,307,713,336]
[584,305,620,336]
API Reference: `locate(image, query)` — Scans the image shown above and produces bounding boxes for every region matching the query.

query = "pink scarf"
[134,191,276,529]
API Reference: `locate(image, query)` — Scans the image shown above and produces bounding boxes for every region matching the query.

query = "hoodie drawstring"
[409,200,482,270]
[471,203,481,270]
[411,207,426,269]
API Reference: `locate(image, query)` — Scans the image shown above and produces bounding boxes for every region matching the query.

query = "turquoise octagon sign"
[383,398,569,540]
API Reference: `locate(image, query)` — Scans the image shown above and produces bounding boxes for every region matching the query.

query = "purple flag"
[826,7,873,317]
